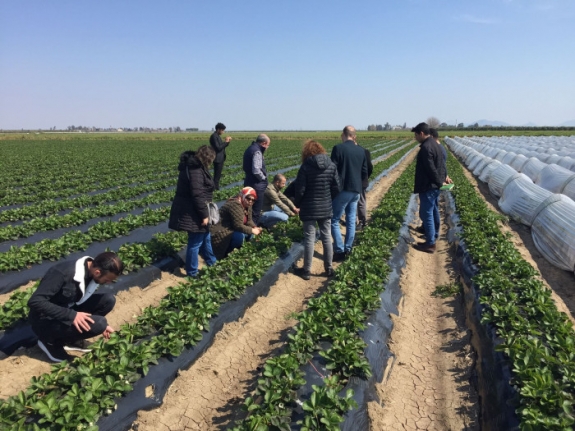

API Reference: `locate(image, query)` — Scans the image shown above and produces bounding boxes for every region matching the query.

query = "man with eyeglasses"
[243,134,271,225]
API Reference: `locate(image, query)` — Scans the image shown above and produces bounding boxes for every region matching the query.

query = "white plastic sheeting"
[522,158,547,181]
[557,156,575,172]
[473,157,494,177]
[498,175,553,225]
[468,154,485,171]
[509,154,529,172]
[479,160,502,183]
[562,177,575,201]
[488,164,518,197]
[501,152,517,165]
[534,164,575,193]
[445,135,575,275]
[531,195,575,272]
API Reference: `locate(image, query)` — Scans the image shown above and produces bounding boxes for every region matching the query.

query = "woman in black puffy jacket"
[168,145,217,277]
[292,140,341,280]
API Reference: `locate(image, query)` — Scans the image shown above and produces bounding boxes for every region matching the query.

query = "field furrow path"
[368,200,479,430]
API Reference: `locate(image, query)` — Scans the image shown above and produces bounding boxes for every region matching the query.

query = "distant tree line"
[367,122,407,131]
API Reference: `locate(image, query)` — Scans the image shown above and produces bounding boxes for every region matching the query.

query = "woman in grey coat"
[292,140,341,280]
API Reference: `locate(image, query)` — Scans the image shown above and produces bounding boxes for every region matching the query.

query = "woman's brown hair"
[301,139,326,163]
[196,145,216,168]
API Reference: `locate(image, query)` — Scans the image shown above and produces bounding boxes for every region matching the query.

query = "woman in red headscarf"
[211,187,263,259]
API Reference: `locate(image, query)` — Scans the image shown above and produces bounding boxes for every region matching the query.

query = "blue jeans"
[331,191,360,254]
[419,190,441,245]
[259,205,289,228]
[227,231,252,255]
[434,194,440,240]
[186,232,217,277]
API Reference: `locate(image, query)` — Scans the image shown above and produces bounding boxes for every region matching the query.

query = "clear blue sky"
[1,0,574,130]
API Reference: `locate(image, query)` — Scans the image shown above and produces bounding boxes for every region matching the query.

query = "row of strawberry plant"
[0,207,171,273]
[447,152,575,430]
[0,166,174,207]
[0,142,407,329]
[231,154,417,430]
[0,231,187,331]
[1,140,407,271]
[0,218,303,430]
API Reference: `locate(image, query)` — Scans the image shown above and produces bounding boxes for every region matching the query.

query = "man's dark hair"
[429,128,439,139]
[93,252,124,275]
[411,122,430,135]
[215,122,226,131]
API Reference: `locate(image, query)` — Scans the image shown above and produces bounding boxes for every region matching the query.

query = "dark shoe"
[413,242,436,253]
[325,268,335,277]
[333,252,346,262]
[357,222,367,230]
[293,267,311,281]
[64,339,92,353]
[415,225,425,234]
[38,340,73,363]
[344,250,352,260]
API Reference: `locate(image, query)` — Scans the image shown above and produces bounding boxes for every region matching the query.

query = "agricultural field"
[0,131,574,430]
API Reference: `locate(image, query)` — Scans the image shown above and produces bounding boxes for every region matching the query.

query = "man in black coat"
[27,252,124,362]
[209,122,232,190]
[412,122,446,253]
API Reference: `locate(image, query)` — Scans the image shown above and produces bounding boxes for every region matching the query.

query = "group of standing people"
[25,121,450,364]
[168,124,373,281]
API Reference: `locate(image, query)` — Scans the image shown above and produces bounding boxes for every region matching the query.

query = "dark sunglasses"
[245,197,255,202]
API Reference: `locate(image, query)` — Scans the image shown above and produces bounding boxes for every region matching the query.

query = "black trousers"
[213,161,224,190]
[31,293,116,345]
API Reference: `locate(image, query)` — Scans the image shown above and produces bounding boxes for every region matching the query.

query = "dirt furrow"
[368,200,478,430]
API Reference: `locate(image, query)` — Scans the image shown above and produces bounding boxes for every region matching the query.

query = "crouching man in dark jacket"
[28,252,124,362]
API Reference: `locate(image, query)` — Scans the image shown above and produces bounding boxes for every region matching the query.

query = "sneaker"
[333,252,346,262]
[293,267,311,281]
[64,339,92,353]
[38,340,73,363]
[325,268,335,277]
[413,242,436,254]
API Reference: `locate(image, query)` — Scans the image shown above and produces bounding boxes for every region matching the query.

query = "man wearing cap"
[243,134,271,225]
[209,122,232,190]
[412,122,446,253]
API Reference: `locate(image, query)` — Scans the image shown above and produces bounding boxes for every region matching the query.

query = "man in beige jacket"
[259,174,300,228]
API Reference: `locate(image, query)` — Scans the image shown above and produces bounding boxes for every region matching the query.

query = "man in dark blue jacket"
[412,122,446,253]
[330,125,368,261]
[243,134,270,225]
